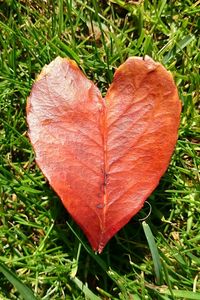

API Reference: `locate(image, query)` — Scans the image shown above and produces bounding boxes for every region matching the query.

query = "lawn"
[0,0,199,299]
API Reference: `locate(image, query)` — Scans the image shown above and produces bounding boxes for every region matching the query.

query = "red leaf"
[27,56,181,253]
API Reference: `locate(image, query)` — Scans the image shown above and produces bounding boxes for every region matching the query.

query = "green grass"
[0,0,199,299]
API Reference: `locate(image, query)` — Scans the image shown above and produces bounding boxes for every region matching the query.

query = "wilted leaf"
[27,56,181,253]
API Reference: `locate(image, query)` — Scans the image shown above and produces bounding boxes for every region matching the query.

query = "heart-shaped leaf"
[27,56,181,253]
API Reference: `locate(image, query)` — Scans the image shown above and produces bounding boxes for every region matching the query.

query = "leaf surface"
[27,56,181,253]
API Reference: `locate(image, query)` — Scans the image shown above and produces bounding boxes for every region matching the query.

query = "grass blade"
[160,289,200,299]
[71,276,101,300]
[142,221,163,285]
[0,262,38,300]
